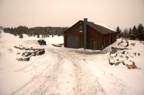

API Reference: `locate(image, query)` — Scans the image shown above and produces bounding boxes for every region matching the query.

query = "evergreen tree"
[137,24,144,40]
[116,26,122,38]
[19,34,23,38]
[129,28,132,37]
[130,25,137,40]
[123,28,129,38]
[37,34,40,38]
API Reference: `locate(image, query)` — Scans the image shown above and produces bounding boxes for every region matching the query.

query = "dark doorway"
[92,40,96,50]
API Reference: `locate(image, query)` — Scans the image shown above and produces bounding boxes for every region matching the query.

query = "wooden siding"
[64,21,83,48]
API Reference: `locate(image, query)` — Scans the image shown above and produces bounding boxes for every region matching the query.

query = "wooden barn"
[64,18,117,50]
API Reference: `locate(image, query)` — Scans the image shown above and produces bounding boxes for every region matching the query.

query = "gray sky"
[0,0,144,29]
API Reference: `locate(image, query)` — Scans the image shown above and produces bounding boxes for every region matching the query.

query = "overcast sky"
[0,0,144,29]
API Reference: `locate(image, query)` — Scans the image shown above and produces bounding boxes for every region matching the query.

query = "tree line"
[3,24,144,40]
[116,24,144,40]
[3,26,68,38]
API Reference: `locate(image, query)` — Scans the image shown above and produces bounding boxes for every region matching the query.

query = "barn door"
[92,40,96,50]
[67,36,79,48]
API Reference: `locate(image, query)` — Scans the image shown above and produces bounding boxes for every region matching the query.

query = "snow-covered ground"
[0,32,144,95]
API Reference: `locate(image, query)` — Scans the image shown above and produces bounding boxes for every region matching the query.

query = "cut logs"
[16,57,30,61]
[126,62,137,69]
[14,46,45,61]
[109,40,138,69]
[34,49,45,56]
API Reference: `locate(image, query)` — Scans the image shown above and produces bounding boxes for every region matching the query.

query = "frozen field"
[0,32,144,95]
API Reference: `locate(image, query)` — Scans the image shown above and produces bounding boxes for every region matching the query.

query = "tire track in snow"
[85,59,131,95]
[72,60,106,95]
[62,49,106,95]
[11,49,63,95]
[16,54,50,72]
[30,56,62,95]
[11,48,107,95]
[44,48,76,95]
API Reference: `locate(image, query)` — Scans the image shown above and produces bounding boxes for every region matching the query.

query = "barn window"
[80,25,83,32]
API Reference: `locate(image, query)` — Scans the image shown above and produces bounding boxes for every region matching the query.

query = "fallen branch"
[111,47,129,51]
[52,44,63,47]
[14,46,44,51]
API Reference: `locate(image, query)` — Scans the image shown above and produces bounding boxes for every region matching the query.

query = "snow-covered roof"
[87,21,116,34]
[95,23,115,31]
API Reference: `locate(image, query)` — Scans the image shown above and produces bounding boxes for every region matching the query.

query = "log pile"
[109,40,139,69]
[14,46,45,61]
